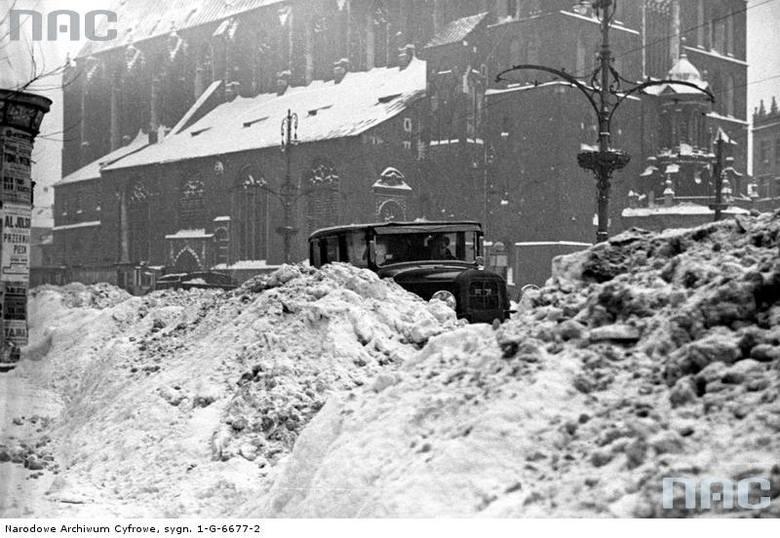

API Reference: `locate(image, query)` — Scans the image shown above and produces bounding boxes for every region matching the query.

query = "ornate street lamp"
[496,0,713,242]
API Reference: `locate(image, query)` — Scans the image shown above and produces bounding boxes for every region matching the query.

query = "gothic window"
[378,200,405,222]
[775,139,780,165]
[128,180,153,263]
[760,140,770,165]
[466,77,484,139]
[509,37,523,65]
[372,1,389,68]
[575,31,587,76]
[179,175,205,228]
[232,166,268,261]
[306,160,341,234]
[724,75,735,117]
[214,227,229,266]
[517,0,541,17]
[526,30,540,65]
[199,43,213,85]
[711,7,727,54]
[726,13,734,55]
[710,71,722,114]
[696,0,705,48]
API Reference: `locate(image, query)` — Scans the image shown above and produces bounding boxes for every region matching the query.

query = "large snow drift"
[1,265,459,516]
[256,213,780,517]
[2,212,779,517]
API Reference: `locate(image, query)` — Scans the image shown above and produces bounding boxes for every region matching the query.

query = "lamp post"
[709,132,726,221]
[279,108,299,264]
[496,0,713,243]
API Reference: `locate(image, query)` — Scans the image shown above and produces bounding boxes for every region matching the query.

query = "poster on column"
[1,202,31,282]
[1,202,31,346]
[2,281,27,346]
[0,127,34,204]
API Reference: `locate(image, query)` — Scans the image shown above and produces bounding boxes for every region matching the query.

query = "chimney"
[276,70,291,96]
[333,58,349,84]
[398,44,415,70]
[225,81,240,102]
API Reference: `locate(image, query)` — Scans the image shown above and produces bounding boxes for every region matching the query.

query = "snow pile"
[30,282,131,310]
[2,263,460,517]
[6,212,779,518]
[254,212,780,517]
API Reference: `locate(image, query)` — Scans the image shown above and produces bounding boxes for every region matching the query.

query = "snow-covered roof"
[643,52,710,98]
[77,0,286,59]
[424,12,488,49]
[668,53,703,84]
[55,130,150,186]
[104,58,427,171]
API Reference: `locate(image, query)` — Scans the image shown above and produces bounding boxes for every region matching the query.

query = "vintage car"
[308,221,510,323]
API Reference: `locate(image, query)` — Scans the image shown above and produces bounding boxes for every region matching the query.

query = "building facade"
[753,97,780,199]
[53,0,751,287]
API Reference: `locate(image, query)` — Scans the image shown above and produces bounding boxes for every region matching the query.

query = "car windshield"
[373,231,477,266]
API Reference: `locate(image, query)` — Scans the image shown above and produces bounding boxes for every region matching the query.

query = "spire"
[772,96,779,115]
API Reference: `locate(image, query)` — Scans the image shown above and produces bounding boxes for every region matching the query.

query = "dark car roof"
[309,220,482,241]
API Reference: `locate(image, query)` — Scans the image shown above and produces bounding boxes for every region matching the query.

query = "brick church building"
[52,0,753,288]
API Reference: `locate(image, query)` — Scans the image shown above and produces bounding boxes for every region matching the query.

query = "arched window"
[711,6,727,54]
[697,0,705,48]
[725,74,735,117]
[178,175,205,228]
[726,13,734,55]
[306,159,341,234]
[232,166,268,261]
[509,37,523,65]
[378,200,405,221]
[372,0,389,67]
[526,29,540,65]
[575,31,587,76]
[128,180,153,263]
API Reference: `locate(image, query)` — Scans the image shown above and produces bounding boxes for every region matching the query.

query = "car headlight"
[431,290,456,310]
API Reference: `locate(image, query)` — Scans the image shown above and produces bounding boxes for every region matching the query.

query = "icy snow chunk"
[266,265,302,288]
[426,298,457,324]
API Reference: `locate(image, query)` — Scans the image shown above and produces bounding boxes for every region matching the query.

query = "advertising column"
[0,90,51,367]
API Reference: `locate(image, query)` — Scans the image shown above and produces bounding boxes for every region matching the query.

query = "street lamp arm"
[495,64,601,118]
[248,183,282,201]
[608,78,715,123]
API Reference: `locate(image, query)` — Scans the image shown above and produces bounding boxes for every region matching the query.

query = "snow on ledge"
[515,241,593,247]
[213,260,281,270]
[165,229,213,239]
[53,220,101,231]
[622,204,751,217]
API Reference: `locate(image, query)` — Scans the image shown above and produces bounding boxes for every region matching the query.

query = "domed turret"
[667,52,703,84]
